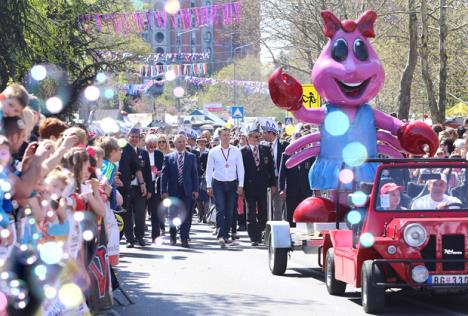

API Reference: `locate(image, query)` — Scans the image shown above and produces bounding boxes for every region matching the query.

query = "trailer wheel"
[268,234,288,275]
[325,248,346,295]
[361,260,385,314]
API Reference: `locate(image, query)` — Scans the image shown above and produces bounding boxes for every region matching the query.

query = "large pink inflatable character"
[269,10,438,193]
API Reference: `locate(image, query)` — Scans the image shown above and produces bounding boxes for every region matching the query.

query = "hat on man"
[260,119,278,134]
[185,128,198,140]
[196,136,207,143]
[247,121,261,135]
[127,127,140,136]
[380,182,403,195]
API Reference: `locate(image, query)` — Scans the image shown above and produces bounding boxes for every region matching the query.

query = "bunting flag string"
[137,63,208,77]
[99,51,210,63]
[79,2,241,34]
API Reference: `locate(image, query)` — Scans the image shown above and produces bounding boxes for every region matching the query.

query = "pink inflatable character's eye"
[332,38,348,62]
[353,39,368,61]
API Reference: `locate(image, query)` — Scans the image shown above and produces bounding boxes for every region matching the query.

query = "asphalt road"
[113,219,468,316]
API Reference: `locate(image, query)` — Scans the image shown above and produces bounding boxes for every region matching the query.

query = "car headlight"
[403,224,427,248]
[411,265,429,283]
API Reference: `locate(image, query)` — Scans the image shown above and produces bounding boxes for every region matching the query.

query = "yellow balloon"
[225,122,232,129]
[285,124,295,136]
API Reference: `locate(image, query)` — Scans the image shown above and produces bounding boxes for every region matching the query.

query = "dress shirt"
[271,139,278,176]
[206,145,244,188]
[148,150,156,181]
[130,146,139,186]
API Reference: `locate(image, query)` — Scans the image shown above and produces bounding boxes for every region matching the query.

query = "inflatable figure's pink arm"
[291,107,325,125]
[374,108,439,156]
[373,109,401,135]
[285,132,321,155]
[286,146,321,168]
[376,131,403,151]
[378,144,404,158]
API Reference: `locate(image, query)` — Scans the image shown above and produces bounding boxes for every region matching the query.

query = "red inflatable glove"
[397,121,439,157]
[268,67,303,112]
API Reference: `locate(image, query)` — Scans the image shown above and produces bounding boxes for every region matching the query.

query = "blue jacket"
[161,151,199,197]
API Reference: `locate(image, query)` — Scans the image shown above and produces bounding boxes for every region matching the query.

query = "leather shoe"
[126,242,135,248]
[138,239,147,247]
[251,241,259,246]
[170,237,177,245]
[181,240,190,248]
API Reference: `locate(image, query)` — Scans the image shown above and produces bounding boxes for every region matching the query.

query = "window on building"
[204,47,212,55]
[155,32,165,43]
[156,47,165,54]
[203,31,212,43]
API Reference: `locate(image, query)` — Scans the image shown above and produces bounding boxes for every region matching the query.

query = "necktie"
[177,153,184,184]
[253,146,260,168]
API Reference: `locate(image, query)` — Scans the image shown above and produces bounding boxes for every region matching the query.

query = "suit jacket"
[118,144,141,191]
[198,151,208,177]
[274,139,289,176]
[161,151,199,197]
[241,144,275,198]
[278,153,314,196]
[151,149,164,194]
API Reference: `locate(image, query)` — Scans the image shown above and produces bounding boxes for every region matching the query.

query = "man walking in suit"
[206,128,244,248]
[145,134,165,241]
[261,120,289,220]
[279,152,314,227]
[161,134,199,248]
[241,123,276,246]
[118,128,153,248]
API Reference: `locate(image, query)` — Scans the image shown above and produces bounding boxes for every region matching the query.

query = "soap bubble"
[173,86,185,98]
[39,242,63,265]
[100,118,120,134]
[84,85,100,101]
[46,97,63,114]
[103,88,115,99]
[82,230,94,241]
[165,0,180,15]
[359,232,375,248]
[17,244,38,265]
[324,111,350,136]
[30,65,47,81]
[165,70,176,81]
[96,73,107,83]
[338,169,354,184]
[117,139,127,148]
[351,191,368,207]
[158,197,187,229]
[342,142,368,167]
[346,210,362,225]
[58,283,83,308]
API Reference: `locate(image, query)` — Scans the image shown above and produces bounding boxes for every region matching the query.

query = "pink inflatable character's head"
[312,10,385,107]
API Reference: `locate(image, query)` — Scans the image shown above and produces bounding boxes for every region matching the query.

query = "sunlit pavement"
[113,218,468,316]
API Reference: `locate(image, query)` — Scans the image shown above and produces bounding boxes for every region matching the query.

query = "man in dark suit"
[118,128,153,248]
[241,123,276,246]
[279,152,314,227]
[145,134,165,241]
[161,134,199,248]
[261,120,289,220]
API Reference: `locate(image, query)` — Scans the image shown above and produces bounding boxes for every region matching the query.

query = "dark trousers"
[122,186,146,242]
[169,186,193,242]
[245,192,267,242]
[148,185,161,240]
[212,179,238,240]
[286,191,311,227]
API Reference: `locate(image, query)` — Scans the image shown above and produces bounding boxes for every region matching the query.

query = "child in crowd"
[0,83,29,118]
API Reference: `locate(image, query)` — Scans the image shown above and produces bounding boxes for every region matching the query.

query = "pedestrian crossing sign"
[284,117,293,125]
[231,106,244,119]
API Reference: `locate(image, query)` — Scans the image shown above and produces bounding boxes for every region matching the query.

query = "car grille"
[421,235,436,271]
[442,234,465,271]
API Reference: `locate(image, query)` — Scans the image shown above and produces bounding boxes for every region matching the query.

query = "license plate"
[428,275,468,285]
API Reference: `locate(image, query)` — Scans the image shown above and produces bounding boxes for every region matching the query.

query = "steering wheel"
[444,202,463,209]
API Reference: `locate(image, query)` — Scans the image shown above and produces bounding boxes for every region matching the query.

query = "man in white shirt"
[411,174,461,210]
[206,128,245,247]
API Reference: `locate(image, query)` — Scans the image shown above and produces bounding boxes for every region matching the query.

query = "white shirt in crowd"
[206,145,245,188]
[411,194,461,210]
[147,150,156,181]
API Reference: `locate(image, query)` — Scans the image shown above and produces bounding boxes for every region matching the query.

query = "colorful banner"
[138,63,208,78]
[100,52,210,63]
[79,2,241,34]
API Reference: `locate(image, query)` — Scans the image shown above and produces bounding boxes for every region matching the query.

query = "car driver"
[411,174,461,210]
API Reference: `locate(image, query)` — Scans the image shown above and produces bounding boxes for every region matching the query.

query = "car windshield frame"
[373,163,468,213]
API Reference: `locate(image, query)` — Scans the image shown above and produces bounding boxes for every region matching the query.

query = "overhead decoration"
[79,2,241,34]
[185,76,269,95]
[100,52,210,63]
[138,63,208,77]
